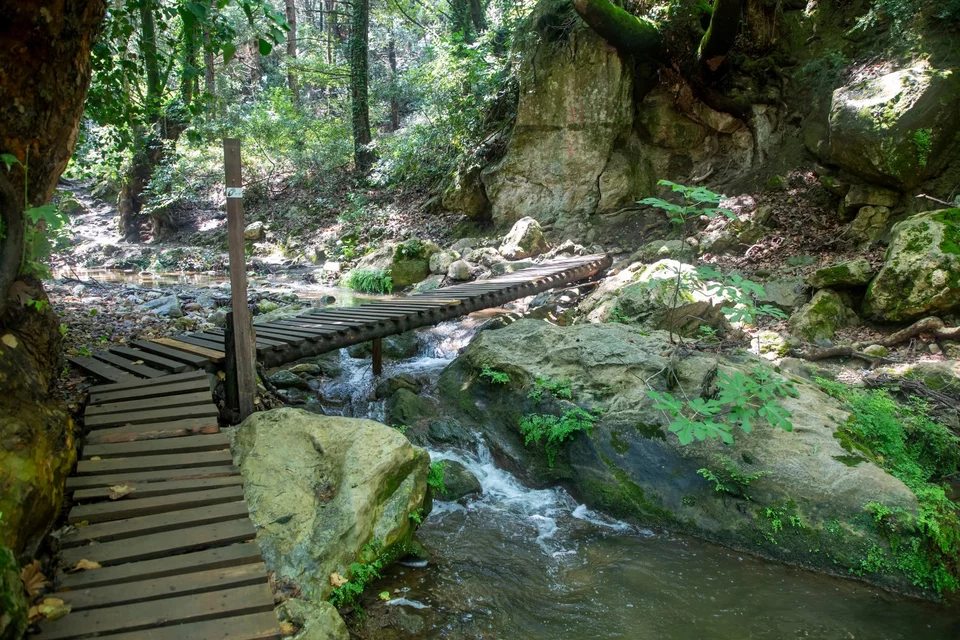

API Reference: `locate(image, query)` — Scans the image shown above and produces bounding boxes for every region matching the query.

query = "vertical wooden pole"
[224,311,238,414]
[224,139,256,420]
[372,337,383,376]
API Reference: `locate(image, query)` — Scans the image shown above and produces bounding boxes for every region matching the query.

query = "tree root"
[851,317,960,350]
[256,363,307,406]
[786,346,892,365]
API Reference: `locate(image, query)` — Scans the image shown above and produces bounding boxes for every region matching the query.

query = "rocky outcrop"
[828,63,960,189]
[807,258,874,289]
[499,217,549,260]
[863,209,960,321]
[788,289,860,342]
[231,409,430,628]
[436,320,921,591]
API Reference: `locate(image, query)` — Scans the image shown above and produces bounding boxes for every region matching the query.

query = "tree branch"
[698,0,743,72]
[571,0,661,56]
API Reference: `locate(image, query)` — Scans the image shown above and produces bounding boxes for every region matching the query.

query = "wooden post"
[372,337,383,376]
[224,139,256,420]
[224,311,238,414]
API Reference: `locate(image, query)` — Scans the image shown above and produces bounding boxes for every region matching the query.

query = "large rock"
[499,217,549,260]
[231,409,430,603]
[828,64,960,188]
[848,205,891,246]
[277,598,348,640]
[355,239,440,289]
[630,239,694,264]
[433,460,482,502]
[137,294,182,318]
[807,258,875,289]
[863,208,960,321]
[442,165,489,220]
[757,277,809,313]
[437,321,920,591]
[244,221,266,241]
[788,289,860,342]
[429,250,459,275]
[579,260,729,337]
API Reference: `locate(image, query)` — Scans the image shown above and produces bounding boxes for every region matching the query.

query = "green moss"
[591,453,675,524]
[902,222,934,253]
[633,422,665,440]
[610,430,629,454]
[833,454,866,467]
[931,208,960,255]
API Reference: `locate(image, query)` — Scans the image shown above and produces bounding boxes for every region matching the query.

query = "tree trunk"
[181,9,200,105]
[698,0,743,72]
[350,0,374,173]
[286,0,300,104]
[388,36,400,131]
[571,0,661,56]
[451,0,474,42]
[0,0,105,575]
[203,0,216,98]
[468,0,487,35]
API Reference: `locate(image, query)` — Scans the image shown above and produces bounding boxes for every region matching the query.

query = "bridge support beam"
[372,337,383,376]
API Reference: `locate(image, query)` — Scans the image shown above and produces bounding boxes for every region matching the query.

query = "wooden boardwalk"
[38,371,279,639]
[69,253,612,378]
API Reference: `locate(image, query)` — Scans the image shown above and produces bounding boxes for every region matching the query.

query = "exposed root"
[852,317,960,350]
[786,346,892,365]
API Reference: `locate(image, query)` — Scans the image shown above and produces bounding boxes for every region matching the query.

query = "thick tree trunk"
[698,0,744,72]
[388,36,401,131]
[181,11,200,105]
[350,0,374,173]
[286,0,300,104]
[0,0,105,589]
[571,0,661,56]
[468,0,487,34]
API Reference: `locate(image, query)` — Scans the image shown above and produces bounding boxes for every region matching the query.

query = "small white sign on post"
[226,187,244,199]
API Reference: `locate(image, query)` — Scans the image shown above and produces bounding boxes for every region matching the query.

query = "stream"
[309,318,960,639]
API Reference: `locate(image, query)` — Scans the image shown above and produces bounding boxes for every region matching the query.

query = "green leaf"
[258,37,273,56]
[186,1,208,19]
[0,153,20,171]
[222,42,237,65]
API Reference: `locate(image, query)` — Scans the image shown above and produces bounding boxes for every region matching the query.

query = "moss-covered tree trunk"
[0,1,106,635]
[350,0,375,173]
[571,0,661,56]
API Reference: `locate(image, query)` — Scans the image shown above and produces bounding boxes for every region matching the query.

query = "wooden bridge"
[47,253,611,639]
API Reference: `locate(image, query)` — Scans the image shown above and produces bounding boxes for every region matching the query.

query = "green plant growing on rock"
[480,365,510,385]
[344,268,393,294]
[697,454,770,501]
[638,180,735,235]
[913,128,932,167]
[427,461,447,495]
[329,539,387,612]
[640,262,704,343]
[529,376,573,404]
[648,366,798,445]
[519,408,597,468]
[698,267,789,350]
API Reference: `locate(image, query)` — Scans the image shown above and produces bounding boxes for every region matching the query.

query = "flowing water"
[312,319,960,640]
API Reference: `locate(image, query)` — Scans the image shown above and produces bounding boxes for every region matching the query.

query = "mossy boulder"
[807,258,875,289]
[788,289,860,342]
[629,239,694,264]
[498,217,549,260]
[388,388,435,426]
[828,64,960,189]
[231,409,430,603]
[848,206,891,246]
[355,239,440,288]
[436,320,921,592]
[757,277,810,313]
[863,209,960,321]
[434,460,482,502]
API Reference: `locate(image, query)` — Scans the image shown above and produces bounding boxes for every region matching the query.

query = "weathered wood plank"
[75,449,233,476]
[83,432,231,460]
[34,582,275,639]
[90,611,281,640]
[72,476,244,503]
[175,334,235,352]
[89,378,212,406]
[130,339,212,368]
[85,418,220,445]
[86,391,214,418]
[87,370,208,394]
[68,486,245,524]
[66,465,238,490]
[68,357,139,384]
[86,404,219,429]
[58,562,268,611]
[91,352,168,378]
[63,500,248,547]
[106,346,189,373]
[149,338,225,363]
[59,542,262,590]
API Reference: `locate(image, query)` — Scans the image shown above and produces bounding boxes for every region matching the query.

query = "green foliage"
[329,540,386,611]
[913,128,933,167]
[519,408,597,468]
[638,180,734,229]
[427,461,447,495]
[607,304,630,324]
[818,379,960,594]
[529,376,573,404]
[479,365,510,385]
[648,366,798,446]
[698,268,789,326]
[697,454,770,501]
[394,238,426,260]
[344,269,393,294]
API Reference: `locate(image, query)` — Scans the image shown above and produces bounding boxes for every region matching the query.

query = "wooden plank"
[101,612,281,640]
[175,334,234,352]
[89,378,212,406]
[68,357,138,384]
[68,486,246,524]
[34,582,275,639]
[107,346,189,373]
[58,562,268,611]
[86,391,213,418]
[204,329,288,349]
[86,403,219,429]
[246,328,310,344]
[60,517,257,567]
[265,321,338,336]
[150,338,225,363]
[63,500,248,546]
[87,370,208,395]
[85,419,220,445]
[67,465,238,490]
[131,339,211,368]
[91,352,168,378]
[72,476,244,503]
[83,432,231,460]
[75,449,233,476]
[59,542,262,590]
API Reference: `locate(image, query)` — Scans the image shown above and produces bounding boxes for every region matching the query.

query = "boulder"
[137,294,182,318]
[848,206,891,246]
[757,277,810,313]
[579,260,730,337]
[499,217,549,260]
[244,221,266,241]
[0,546,26,640]
[348,333,419,360]
[270,370,311,390]
[356,239,440,288]
[465,247,502,267]
[277,598,349,640]
[427,419,474,445]
[700,219,765,254]
[630,239,694,264]
[843,185,900,213]
[807,258,875,289]
[231,409,430,603]
[375,374,423,399]
[433,460,482,502]
[388,388,434,426]
[442,165,489,220]
[447,260,473,281]
[429,250,459,275]
[828,63,960,189]
[490,260,536,276]
[412,274,445,293]
[788,289,860,342]
[436,320,920,592]
[863,208,960,321]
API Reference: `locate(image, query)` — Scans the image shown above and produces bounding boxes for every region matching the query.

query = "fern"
[344,268,393,294]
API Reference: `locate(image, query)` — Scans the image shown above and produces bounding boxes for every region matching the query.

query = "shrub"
[519,408,597,467]
[344,269,393,294]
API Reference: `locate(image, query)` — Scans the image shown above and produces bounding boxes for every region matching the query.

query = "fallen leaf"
[329,572,347,588]
[279,621,296,636]
[108,484,136,500]
[132,360,144,365]
[379,591,390,601]
[90,456,101,461]
[38,598,71,621]
[20,560,48,601]
[67,559,101,573]
[1,334,18,348]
